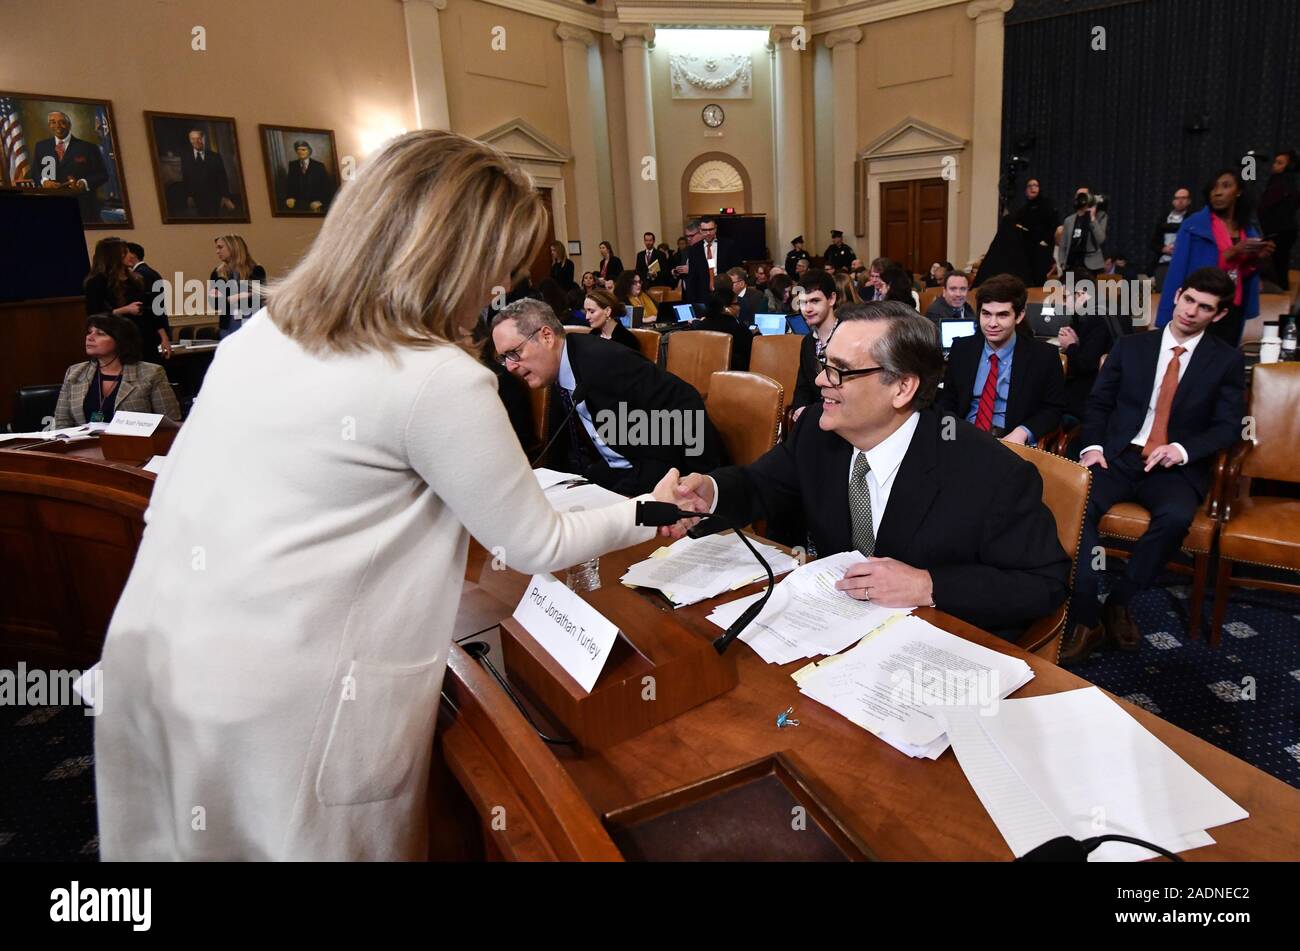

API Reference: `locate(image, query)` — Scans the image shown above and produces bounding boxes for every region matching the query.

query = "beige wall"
[649,42,776,258]
[441,0,579,237]
[855,3,977,264]
[0,0,415,283]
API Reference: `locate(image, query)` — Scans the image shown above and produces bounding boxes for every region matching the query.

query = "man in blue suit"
[31,110,108,223]
[1062,267,1245,662]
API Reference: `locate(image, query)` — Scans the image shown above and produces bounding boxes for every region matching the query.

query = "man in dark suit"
[181,129,237,217]
[123,242,173,361]
[283,140,335,213]
[936,273,1065,446]
[684,216,742,307]
[634,231,670,287]
[671,301,1069,640]
[491,299,723,496]
[1062,267,1245,662]
[923,269,975,323]
[31,110,108,223]
[726,267,763,327]
[1054,270,1114,421]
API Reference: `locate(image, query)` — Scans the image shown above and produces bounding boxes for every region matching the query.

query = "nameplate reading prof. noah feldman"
[512,574,620,692]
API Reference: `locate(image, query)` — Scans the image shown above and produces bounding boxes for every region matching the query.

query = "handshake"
[649,468,714,539]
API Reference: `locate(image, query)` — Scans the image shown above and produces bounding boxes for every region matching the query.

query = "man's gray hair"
[47,111,70,124]
[684,218,702,232]
[490,297,563,336]
[835,300,944,409]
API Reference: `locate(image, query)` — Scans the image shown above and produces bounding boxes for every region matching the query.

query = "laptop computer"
[786,314,810,335]
[754,313,787,336]
[1026,303,1063,338]
[630,305,645,326]
[939,318,977,355]
[618,314,633,329]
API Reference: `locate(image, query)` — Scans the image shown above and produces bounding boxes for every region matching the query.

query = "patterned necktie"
[974,352,1000,432]
[555,384,597,470]
[1143,345,1186,457]
[55,140,65,161]
[850,452,876,558]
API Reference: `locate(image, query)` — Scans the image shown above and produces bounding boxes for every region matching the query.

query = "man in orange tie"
[1062,267,1244,662]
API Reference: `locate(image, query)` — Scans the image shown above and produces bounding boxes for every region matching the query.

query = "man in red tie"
[31,110,109,222]
[684,216,741,307]
[1062,267,1244,662]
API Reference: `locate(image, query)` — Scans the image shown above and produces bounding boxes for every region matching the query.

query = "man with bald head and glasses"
[670,301,1069,641]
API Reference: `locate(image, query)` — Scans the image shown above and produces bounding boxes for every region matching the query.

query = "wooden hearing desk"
[455,538,1300,861]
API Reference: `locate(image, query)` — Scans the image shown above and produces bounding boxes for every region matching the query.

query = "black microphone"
[1015,834,1185,862]
[632,503,775,655]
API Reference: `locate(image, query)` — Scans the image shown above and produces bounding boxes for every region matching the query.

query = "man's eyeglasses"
[818,360,887,387]
[496,327,540,365]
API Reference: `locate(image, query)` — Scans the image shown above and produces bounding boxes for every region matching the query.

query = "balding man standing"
[491,299,723,495]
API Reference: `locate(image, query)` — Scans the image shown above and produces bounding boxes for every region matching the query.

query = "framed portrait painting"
[144,111,250,224]
[0,89,133,228]
[259,124,340,217]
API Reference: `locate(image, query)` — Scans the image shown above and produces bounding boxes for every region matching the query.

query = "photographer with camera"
[1058,185,1109,276]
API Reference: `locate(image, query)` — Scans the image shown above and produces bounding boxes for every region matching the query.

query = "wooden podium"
[98,417,179,464]
[499,561,738,750]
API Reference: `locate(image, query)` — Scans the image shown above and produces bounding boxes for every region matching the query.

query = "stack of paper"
[705,551,911,664]
[790,614,1035,759]
[534,468,628,512]
[621,532,798,607]
[937,687,1248,861]
[0,422,108,443]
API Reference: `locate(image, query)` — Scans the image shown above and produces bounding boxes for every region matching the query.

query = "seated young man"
[935,273,1066,446]
[1061,267,1245,662]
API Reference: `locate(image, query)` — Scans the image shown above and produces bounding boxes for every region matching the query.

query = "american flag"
[1,97,30,185]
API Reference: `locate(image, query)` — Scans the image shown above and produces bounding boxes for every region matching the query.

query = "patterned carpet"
[1,575,1297,860]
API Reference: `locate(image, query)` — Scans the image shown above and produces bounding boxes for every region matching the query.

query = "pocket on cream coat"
[315,655,445,806]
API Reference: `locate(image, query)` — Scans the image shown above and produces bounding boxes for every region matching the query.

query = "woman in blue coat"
[1156,168,1275,345]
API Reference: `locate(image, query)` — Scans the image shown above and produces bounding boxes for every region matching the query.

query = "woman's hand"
[115,301,143,317]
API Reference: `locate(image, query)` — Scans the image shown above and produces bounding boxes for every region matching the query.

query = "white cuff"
[1080,444,1104,459]
[1171,442,1189,465]
[707,475,719,514]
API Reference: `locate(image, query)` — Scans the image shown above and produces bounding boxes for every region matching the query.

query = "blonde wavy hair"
[214,234,258,281]
[268,130,547,355]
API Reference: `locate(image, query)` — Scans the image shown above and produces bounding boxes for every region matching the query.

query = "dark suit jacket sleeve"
[928,454,1070,632]
[1019,343,1066,439]
[1180,348,1245,466]
[1065,317,1109,379]
[792,333,820,409]
[72,140,108,191]
[1080,335,1127,451]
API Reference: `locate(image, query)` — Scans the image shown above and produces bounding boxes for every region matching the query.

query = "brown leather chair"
[646,286,670,305]
[661,286,682,303]
[707,371,783,467]
[1003,443,1092,662]
[565,325,592,334]
[527,384,550,452]
[1026,287,1049,304]
[1058,351,1068,375]
[749,335,803,408]
[918,287,943,314]
[629,327,661,363]
[1209,363,1300,647]
[666,330,732,400]
[429,643,623,861]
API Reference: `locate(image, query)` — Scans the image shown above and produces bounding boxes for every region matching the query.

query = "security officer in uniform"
[784,235,811,275]
[823,230,856,271]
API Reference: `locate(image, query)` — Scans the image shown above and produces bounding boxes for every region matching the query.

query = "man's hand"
[285,198,296,209]
[220,197,236,211]
[159,339,172,359]
[1057,326,1079,349]
[1143,444,1183,471]
[648,468,700,539]
[674,473,714,514]
[1162,243,1175,255]
[1080,448,1107,469]
[835,558,933,607]
[309,200,322,212]
[1002,427,1030,446]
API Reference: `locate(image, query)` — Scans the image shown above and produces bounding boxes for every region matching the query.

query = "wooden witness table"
[458,536,1300,861]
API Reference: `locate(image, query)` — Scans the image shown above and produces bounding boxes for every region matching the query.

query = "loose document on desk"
[937,687,1247,861]
[790,614,1034,759]
[621,533,798,607]
[706,551,910,664]
[535,468,628,511]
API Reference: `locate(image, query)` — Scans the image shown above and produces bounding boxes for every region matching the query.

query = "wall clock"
[702,104,725,129]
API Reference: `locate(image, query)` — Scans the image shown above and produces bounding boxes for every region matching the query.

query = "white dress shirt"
[704,240,718,275]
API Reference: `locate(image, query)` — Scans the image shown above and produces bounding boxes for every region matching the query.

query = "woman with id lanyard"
[52,314,181,428]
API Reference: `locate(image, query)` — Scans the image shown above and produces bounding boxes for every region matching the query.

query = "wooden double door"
[880,178,948,274]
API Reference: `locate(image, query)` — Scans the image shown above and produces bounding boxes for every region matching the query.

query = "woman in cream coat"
[94,131,677,860]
